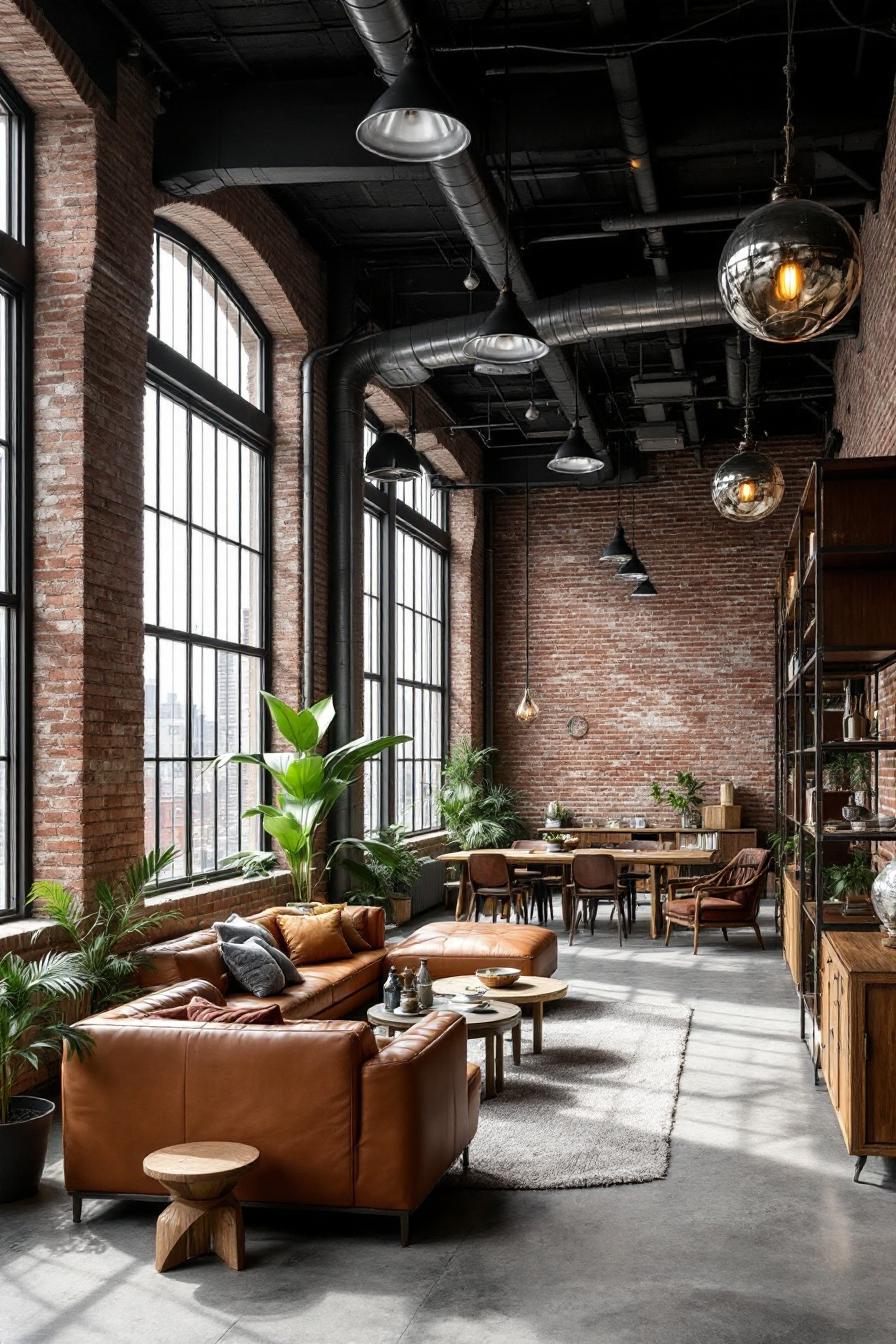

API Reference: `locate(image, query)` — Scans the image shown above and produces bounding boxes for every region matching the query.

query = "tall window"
[363,421,448,836]
[0,82,28,918]
[144,225,271,884]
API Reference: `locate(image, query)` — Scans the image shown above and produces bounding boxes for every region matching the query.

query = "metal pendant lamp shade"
[364,429,422,482]
[356,37,471,163]
[462,281,550,364]
[600,520,632,563]
[630,575,657,598]
[617,548,648,582]
[547,421,604,475]
[711,438,785,521]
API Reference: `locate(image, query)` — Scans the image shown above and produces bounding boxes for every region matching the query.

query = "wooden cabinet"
[782,868,801,988]
[820,932,896,1163]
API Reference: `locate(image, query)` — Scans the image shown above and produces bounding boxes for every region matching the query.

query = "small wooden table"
[432,975,568,1057]
[142,1141,259,1273]
[367,1000,522,1099]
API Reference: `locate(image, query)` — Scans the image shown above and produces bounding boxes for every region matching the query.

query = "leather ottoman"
[384,921,558,981]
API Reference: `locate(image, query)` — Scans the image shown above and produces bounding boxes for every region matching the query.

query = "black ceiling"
[45,0,896,465]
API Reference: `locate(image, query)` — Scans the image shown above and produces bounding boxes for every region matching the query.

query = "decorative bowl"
[476,966,521,989]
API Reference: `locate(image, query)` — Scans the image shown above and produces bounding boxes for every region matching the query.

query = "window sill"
[145,869,293,911]
[0,915,68,955]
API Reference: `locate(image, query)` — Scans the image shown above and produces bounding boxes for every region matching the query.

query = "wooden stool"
[142,1141,259,1273]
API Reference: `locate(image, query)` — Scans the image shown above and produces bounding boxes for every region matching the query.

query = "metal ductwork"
[328,270,727,840]
[339,0,604,454]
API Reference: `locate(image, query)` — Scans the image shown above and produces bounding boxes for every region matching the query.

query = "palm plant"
[0,953,93,1125]
[214,692,407,905]
[438,739,524,849]
[29,847,179,1014]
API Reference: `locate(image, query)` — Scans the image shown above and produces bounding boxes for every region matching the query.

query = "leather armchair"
[62,981,479,1244]
[664,848,771,954]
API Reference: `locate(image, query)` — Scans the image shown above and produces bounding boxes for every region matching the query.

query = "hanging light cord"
[573,343,580,424]
[630,481,637,548]
[524,468,531,687]
[781,0,798,186]
[743,339,755,443]
[502,0,512,288]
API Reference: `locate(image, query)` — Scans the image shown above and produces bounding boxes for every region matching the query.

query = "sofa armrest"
[355,1011,475,1213]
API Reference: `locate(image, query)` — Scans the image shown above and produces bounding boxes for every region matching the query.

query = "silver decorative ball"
[871,859,896,942]
[462,268,480,291]
[718,195,862,343]
[524,400,540,421]
[711,441,785,522]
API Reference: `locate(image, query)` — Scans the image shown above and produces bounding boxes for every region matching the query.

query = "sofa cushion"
[246,935,302,984]
[186,996,285,1025]
[309,904,372,952]
[666,896,746,924]
[105,979,227,1019]
[384,921,558,980]
[277,909,353,965]
[214,912,277,947]
[225,980,334,1021]
[162,942,229,994]
[220,938,286,997]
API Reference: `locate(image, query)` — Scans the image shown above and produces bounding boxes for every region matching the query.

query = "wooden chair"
[664,848,772,954]
[511,841,554,924]
[469,852,530,924]
[568,853,626,947]
[617,839,663,926]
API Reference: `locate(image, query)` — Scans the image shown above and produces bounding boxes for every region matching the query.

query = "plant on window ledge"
[214,692,408,906]
[438,739,524,850]
[334,824,423,924]
[220,850,280,881]
[30,848,179,1015]
[650,771,706,827]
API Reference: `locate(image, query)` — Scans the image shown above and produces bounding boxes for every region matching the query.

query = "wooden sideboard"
[564,827,757,867]
[782,867,878,993]
[820,931,896,1180]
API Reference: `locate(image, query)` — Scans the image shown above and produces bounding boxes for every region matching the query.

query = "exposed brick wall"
[491,439,820,838]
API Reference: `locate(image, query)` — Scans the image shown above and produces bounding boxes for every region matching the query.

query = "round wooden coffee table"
[432,975,568,1058]
[367,1001,522,1099]
[142,1141,259,1273]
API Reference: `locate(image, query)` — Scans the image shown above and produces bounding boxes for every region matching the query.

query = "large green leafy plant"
[438,739,523,849]
[30,848,179,1014]
[824,852,876,903]
[0,953,93,1125]
[215,693,406,905]
[336,824,423,919]
[651,771,705,820]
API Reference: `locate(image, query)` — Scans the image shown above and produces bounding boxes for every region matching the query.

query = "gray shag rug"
[446,997,692,1190]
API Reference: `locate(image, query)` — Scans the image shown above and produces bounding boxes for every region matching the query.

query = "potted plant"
[30,848,180,1015]
[437,739,524,850]
[220,850,280,880]
[335,825,423,926]
[0,952,92,1203]
[651,771,706,827]
[214,692,407,905]
[544,800,573,830]
[540,831,572,853]
[824,851,876,915]
[768,830,798,874]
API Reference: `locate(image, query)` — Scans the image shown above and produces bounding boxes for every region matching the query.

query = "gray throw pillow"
[213,912,276,947]
[246,936,302,985]
[219,938,286,998]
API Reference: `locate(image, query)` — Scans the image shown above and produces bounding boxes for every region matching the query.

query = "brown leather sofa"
[137,904,388,1019]
[62,979,480,1244]
[385,921,558,981]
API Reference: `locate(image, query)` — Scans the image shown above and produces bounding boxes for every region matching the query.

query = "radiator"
[410,859,446,916]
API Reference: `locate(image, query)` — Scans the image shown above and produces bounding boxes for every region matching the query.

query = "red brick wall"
[491,439,820,837]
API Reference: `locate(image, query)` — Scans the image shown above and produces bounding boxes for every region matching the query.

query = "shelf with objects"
[774,458,896,1167]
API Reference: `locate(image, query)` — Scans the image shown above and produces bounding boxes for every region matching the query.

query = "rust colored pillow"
[276,909,353,965]
[149,1004,190,1020]
[186,996,284,1025]
[337,907,372,953]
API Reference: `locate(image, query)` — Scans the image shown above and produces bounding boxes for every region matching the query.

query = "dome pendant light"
[717,2,862,343]
[515,472,540,725]
[712,347,784,522]
[548,345,605,475]
[356,32,471,163]
[616,484,648,581]
[364,390,423,482]
[600,451,633,562]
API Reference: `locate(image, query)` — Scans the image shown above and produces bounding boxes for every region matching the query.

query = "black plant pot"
[0,1096,55,1202]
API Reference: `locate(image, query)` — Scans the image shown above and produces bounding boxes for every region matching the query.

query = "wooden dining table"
[438,847,721,940]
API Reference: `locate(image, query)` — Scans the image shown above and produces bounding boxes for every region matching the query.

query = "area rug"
[445,997,692,1190]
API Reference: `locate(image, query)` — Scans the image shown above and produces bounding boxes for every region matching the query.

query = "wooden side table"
[367,1001,522,1098]
[432,975,569,1057]
[142,1141,260,1273]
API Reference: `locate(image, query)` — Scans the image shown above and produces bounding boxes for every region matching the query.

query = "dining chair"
[617,839,662,927]
[468,851,530,924]
[511,840,564,923]
[664,848,772,953]
[568,853,626,947]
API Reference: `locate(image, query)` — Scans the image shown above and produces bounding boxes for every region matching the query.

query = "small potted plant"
[221,849,279,880]
[651,772,705,827]
[544,801,573,830]
[540,831,572,853]
[335,824,423,926]
[824,851,876,916]
[0,952,92,1203]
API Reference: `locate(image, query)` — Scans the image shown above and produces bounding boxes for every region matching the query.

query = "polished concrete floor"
[2,905,895,1344]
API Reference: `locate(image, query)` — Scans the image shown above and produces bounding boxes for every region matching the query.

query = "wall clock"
[567,716,589,740]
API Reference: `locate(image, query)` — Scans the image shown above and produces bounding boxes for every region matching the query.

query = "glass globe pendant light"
[548,345,605,474]
[364,390,423,482]
[515,473,540,725]
[711,361,784,521]
[717,3,862,343]
[356,33,471,163]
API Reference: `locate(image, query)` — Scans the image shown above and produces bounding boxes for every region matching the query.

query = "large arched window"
[144,224,271,884]
[363,419,448,836]
[0,80,28,918]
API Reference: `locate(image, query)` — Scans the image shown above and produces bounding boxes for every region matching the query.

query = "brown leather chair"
[62,980,480,1245]
[468,851,530,924]
[568,853,626,947]
[664,848,772,954]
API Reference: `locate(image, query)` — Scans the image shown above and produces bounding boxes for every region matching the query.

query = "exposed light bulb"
[525,400,540,421]
[463,268,480,291]
[515,686,540,724]
[737,477,758,504]
[629,157,642,169]
[774,259,804,302]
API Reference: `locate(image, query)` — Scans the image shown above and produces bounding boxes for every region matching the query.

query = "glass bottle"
[415,957,433,1010]
[383,967,401,1011]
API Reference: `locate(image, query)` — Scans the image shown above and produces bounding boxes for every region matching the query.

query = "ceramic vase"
[871,859,896,948]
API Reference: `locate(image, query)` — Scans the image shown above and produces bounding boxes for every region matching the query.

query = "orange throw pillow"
[276,909,352,965]
[338,907,372,952]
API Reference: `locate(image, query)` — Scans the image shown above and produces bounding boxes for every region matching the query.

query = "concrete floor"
[2,906,895,1344]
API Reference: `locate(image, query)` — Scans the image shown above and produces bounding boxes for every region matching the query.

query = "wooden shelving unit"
[774,458,896,1074]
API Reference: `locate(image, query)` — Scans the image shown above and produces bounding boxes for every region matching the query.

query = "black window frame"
[144,220,273,891]
[0,75,31,923]
[363,415,449,837]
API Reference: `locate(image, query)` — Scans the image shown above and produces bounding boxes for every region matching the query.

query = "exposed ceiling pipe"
[339,0,606,454]
[328,268,728,840]
[725,336,762,408]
